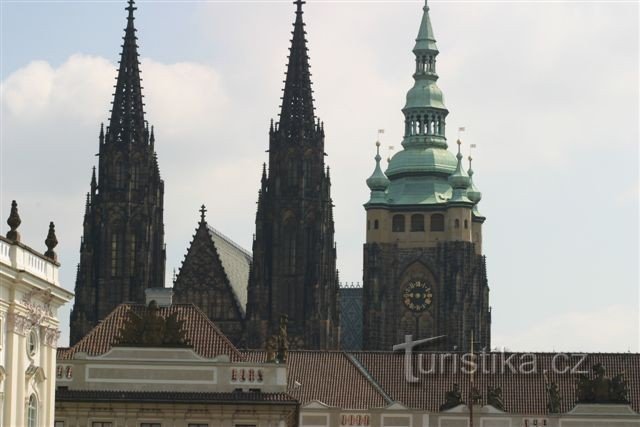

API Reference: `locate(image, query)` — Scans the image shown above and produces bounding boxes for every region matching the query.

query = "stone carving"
[116,301,189,347]
[43,327,61,347]
[577,363,629,404]
[44,221,58,261]
[487,385,505,411]
[6,200,21,242]
[266,314,289,364]
[470,386,482,404]
[6,313,30,335]
[21,289,53,326]
[440,383,463,410]
[546,381,562,413]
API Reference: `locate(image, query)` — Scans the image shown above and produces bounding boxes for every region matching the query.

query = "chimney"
[145,288,173,308]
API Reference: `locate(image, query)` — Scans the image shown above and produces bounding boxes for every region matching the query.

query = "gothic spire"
[107,0,146,145]
[278,0,316,136]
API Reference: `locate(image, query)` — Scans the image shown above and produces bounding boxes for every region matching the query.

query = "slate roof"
[58,303,244,362]
[207,225,251,312]
[56,389,296,404]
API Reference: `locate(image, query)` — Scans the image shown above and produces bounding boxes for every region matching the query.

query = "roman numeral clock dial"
[402,280,433,313]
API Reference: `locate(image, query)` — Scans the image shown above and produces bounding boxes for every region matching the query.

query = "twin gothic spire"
[107,0,147,145]
[278,0,317,137]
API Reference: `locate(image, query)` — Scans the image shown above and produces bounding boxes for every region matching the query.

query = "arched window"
[131,162,139,190]
[454,219,460,229]
[392,215,405,232]
[114,161,124,189]
[464,219,469,229]
[410,214,425,232]
[430,214,445,232]
[27,394,37,427]
[129,233,137,275]
[374,219,379,230]
[111,233,123,277]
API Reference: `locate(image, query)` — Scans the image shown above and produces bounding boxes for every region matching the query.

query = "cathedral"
[69,0,489,352]
[69,0,166,345]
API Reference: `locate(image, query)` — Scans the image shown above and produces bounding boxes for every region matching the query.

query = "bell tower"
[362,0,490,351]
[70,0,166,345]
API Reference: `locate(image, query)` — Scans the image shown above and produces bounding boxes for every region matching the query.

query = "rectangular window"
[140,424,161,427]
[54,422,64,427]
[188,424,209,427]
[92,423,113,427]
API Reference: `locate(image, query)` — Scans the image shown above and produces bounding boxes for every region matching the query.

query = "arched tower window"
[129,233,137,275]
[27,394,37,427]
[430,214,445,232]
[114,161,124,189]
[374,219,379,230]
[411,214,425,232]
[454,219,460,229]
[392,215,405,232]
[111,233,123,277]
[131,162,139,190]
[464,219,469,229]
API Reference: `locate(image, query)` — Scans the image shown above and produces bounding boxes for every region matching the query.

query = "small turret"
[467,156,482,204]
[448,140,472,204]
[366,142,390,203]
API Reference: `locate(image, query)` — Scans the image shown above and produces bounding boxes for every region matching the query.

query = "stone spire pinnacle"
[278,0,316,136]
[6,200,21,242]
[107,0,146,145]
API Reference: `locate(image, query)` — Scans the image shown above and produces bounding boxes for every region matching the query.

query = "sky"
[1,0,638,352]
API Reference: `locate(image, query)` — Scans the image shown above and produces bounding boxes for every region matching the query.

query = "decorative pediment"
[25,364,46,383]
[385,402,409,411]
[302,400,332,409]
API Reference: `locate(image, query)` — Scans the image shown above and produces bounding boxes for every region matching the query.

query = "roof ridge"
[185,303,245,361]
[344,353,394,405]
[207,225,252,259]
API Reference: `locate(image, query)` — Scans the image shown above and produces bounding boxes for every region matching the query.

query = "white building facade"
[0,202,74,427]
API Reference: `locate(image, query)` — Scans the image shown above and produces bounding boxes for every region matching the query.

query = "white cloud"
[493,304,640,353]
[1,1,637,350]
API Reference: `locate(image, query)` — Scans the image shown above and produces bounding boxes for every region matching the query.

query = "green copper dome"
[386,147,457,178]
[405,81,446,110]
[366,143,390,191]
[467,156,482,204]
[364,0,476,208]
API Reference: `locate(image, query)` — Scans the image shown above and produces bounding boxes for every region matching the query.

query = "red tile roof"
[353,352,640,414]
[58,303,244,361]
[244,351,390,409]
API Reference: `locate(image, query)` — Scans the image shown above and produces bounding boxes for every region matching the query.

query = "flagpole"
[469,329,474,427]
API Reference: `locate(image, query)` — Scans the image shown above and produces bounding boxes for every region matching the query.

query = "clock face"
[403,280,433,313]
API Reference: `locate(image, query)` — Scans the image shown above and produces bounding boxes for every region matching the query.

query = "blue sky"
[1,0,638,351]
